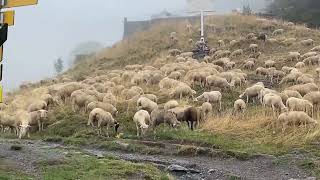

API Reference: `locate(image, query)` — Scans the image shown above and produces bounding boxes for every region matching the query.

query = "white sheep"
[300,39,314,46]
[287,83,318,96]
[272,29,284,36]
[281,90,302,99]
[234,99,246,114]
[278,111,317,132]
[137,97,158,113]
[239,83,265,103]
[87,108,119,137]
[27,100,47,112]
[286,97,313,117]
[164,100,179,110]
[133,110,150,136]
[288,52,301,61]
[263,93,287,116]
[170,84,196,100]
[295,62,305,69]
[265,60,275,68]
[311,46,320,52]
[249,44,258,53]
[230,49,243,58]
[200,102,213,120]
[244,60,255,70]
[195,91,222,111]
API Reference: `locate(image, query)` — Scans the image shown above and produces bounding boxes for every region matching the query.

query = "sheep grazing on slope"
[278,111,317,132]
[311,46,320,52]
[234,99,246,114]
[249,44,258,53]
[239,83,265,104]
[195,91,222,111]
[87,108,119,137]
[170,84,196,100]
[287,52,301,61]
[200,102,213,121]
[183,107,200,131]
[281,90,302,99]
[287,83,318,96]
[164,100,179,111]
[263,94,287,116]
[133,110,150,136]
[244,60,255,70]
[286,97,313,117]
[150,109,180,131]
[300,39,314,46]
[230,49,243,58]
[29,110,48,132]
[205,75,230,90]
[87,102,118,117]
[137,97,158,113]
[272,29,284,36]
[27,100,47,112]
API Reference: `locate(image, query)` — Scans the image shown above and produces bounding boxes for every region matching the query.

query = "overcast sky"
[4,0,267,91]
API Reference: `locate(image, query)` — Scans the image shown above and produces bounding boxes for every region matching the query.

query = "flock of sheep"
[1,16,320,139]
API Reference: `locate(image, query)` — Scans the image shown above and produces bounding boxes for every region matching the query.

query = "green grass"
[0,170,31,180]
[41,153,169,180]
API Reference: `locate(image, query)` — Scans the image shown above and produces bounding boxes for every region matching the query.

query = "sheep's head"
[38,110,48,119]
[19,124,30,139]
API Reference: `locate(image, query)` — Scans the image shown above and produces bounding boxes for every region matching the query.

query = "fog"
[4,0,267,91]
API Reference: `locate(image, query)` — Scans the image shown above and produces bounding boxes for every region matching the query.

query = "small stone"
[167,164,189,172]
[208,169,216,174]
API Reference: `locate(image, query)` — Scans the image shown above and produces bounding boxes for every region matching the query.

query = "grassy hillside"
[4,14,320,178]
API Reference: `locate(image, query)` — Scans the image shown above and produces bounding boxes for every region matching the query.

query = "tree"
[54,58,64,74]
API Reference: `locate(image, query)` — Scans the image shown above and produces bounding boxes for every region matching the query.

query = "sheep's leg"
[219,101,222,112]
[38,120,41,132]
[136,123,140,137]
[246,96,249,104]
[106,126,109,138]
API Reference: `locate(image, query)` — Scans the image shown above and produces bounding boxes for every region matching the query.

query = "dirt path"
[0,138,314,180]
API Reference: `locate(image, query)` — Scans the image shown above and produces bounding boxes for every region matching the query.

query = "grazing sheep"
[256,67,269,77]
[164,100,179,110]
[137,97,158,113]
[141,94,158,103]
[159,77,179,89]
[239,83,265,103]
[103,93,117,106]
[87,108,119,137]
[218,40,225,47]
[183,107,199,131]
[282,38,296,46]
[195,91,222,111]
[297,74,315,84]
[244,60,255,70]
[87,102,118,117]
[150,109,180,131]
[234,99,246,114]
[230,40,239,46]
[29,110,48,132]
[15,111,32,139]
[280,71,302,85]
[302,52,317,59]
[295,62,305,69]
[206,75,230,90]
[300,39,314,46]
[230,49,243,58]
[0,113,19,135]
[311,46,320,52]
[57,82,83,102]
[170,84,196,100]
[272,29,284,36]
[249,44,258,52]
[72,94,97,112]
[257,33,267,42]
[200,102,213,120]
[265,60,275,68]
[278,111,317,131]
[27,100,47,112]
[281,90,302,99]
[168,71,182,80]
[263,94,287,116]
[303,56,320,66]
[287,83,318,96]
[286,97,313,116]
[133,110,150,136]
[288,52,301,61]
[40,94,55,108]
[303,91,320,113]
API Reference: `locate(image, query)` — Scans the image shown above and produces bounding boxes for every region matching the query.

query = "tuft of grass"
[41,153,169,180]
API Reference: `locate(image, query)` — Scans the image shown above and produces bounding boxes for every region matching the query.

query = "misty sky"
[4,0,267,91]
